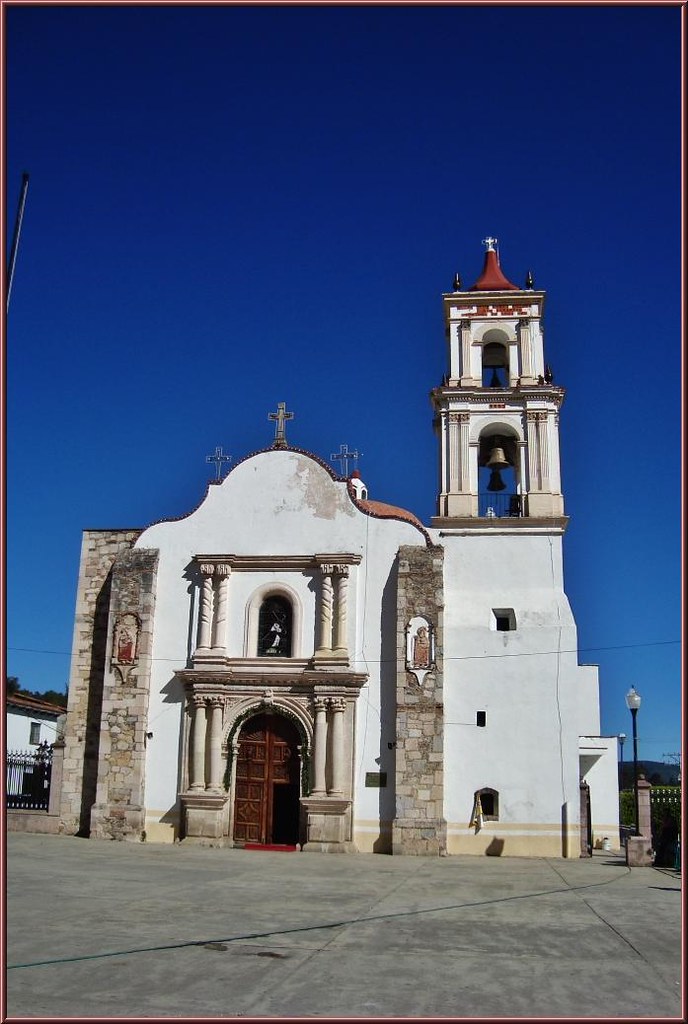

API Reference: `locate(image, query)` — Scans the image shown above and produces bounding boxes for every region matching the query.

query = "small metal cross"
[206,445,232,480]
[268,401,294,448]
[330,443,360,477]
[482,236,498,251]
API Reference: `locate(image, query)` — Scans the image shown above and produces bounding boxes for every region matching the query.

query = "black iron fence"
[479,493,523,518]
[6,743,52,810]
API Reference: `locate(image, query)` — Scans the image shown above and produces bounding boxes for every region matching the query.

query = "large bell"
[486,446,509,470]
[487,469,506,492]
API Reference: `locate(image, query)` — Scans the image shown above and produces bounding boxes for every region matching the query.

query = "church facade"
[58,241,619,856]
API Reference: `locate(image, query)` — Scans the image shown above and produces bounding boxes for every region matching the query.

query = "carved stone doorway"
[233,712,301,846]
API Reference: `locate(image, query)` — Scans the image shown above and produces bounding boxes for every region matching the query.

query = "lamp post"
[618,733,626,790]
[625,687,642,836]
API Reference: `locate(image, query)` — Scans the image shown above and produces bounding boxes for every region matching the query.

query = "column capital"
[313,695,329,712]
[199,563,216,576]
[328,698,347,713]
[214,564,232,577]
[208,696,225,709]
[190,693,207,709]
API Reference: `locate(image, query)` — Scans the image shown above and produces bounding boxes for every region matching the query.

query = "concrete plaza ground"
[5,832,683,1019]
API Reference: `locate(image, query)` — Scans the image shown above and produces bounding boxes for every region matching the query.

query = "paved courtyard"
[5,833,683,1019]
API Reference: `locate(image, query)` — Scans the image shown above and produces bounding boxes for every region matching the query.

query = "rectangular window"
[492,608,516,631]
[476,711,486,727]
[29,722,41,745]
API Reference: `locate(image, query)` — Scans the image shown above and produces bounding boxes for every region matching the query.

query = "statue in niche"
[405,616,435,685]
[112,614,140,665]
[412,626,431,669]
[258,597,292,657]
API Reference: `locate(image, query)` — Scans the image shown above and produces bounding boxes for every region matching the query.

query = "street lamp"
[625,687,642,836]
[618,733,626,790]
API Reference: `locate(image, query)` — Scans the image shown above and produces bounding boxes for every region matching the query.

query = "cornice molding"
[192,553,362,571]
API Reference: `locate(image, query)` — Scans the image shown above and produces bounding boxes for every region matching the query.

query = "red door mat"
[243,843,298,852]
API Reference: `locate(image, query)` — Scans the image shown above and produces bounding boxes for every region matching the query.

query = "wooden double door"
[233,713,301,846]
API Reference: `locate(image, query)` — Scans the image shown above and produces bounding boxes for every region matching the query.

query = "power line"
[7,638,681,664]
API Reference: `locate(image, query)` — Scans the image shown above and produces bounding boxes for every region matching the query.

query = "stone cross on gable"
[330,443,360,477]
[482,236,498,251]
[206,445,232,480]
[268,401,294,448]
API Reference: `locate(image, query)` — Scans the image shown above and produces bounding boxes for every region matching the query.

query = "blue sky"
[5,5,682,766]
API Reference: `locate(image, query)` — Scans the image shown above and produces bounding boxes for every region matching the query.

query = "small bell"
[489,369,501,388]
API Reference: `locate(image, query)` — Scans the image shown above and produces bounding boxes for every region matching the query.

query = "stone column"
[519,319,534,381]
[197,565,215,650]
[448,414,460,493]
[312,697,328,795]
[328,699,346,796]
[333,566,349,656]
[459,413,470,492]
[211,565,230,651]
[189,696,207,791]
[526,412,541,491]
[207,697,225,792]
[536,412,550,489]
[460,321,473,382]
[316,566,334,655]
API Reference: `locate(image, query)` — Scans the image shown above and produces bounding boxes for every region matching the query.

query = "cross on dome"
[205,445,232,480]
[482,236,498,252]
[268,401,294,448]
[331,443,360,477]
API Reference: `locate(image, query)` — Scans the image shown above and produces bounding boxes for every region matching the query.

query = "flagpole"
[6,171,30,313]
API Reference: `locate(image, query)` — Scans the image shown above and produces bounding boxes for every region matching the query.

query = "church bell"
[486,444,509,492]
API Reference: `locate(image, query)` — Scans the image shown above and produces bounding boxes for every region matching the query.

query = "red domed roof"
[470,247,519,291]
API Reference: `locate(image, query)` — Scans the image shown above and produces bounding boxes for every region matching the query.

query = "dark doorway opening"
[233,712,300,847]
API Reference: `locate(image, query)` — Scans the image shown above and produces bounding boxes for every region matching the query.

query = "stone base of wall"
[181,791,229,840]
[392,817,447,856]
[301,797,354,851]
[6,811,69,835]
[90,803,145,841]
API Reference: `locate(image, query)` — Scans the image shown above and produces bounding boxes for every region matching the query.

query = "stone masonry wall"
[392,544,446,855]
[60,530,141,834]
[90,547,159,841]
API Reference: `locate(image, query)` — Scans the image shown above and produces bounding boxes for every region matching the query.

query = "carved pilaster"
[197,566,215,650]
[189,695,207,791]
[211,564,230,650]
[316,567,334,655]
[328,698,347,795]
[333,566,349,655]
[312,697,328,795]
[207,697,225,792]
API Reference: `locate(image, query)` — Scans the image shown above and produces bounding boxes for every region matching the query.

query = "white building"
[57,240,619,855]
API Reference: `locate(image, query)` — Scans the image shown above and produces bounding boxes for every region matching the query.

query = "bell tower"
[431,238,565,524]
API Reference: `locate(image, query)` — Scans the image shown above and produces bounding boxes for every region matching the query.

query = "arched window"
[482,341,509,387]
[476,787,499,820]
[257,596,293,657]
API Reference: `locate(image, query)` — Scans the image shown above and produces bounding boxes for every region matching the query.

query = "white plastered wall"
[131,450,425,843]
[437,529,583,856]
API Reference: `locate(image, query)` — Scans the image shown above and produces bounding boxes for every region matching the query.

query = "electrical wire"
[6,638,681,663]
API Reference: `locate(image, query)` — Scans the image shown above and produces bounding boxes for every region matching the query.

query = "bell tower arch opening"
[478,428,522,518]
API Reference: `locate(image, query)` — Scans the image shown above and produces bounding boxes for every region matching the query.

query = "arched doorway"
[233,712,301,847]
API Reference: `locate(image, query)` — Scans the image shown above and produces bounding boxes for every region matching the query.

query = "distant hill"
[620,760,680,787]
